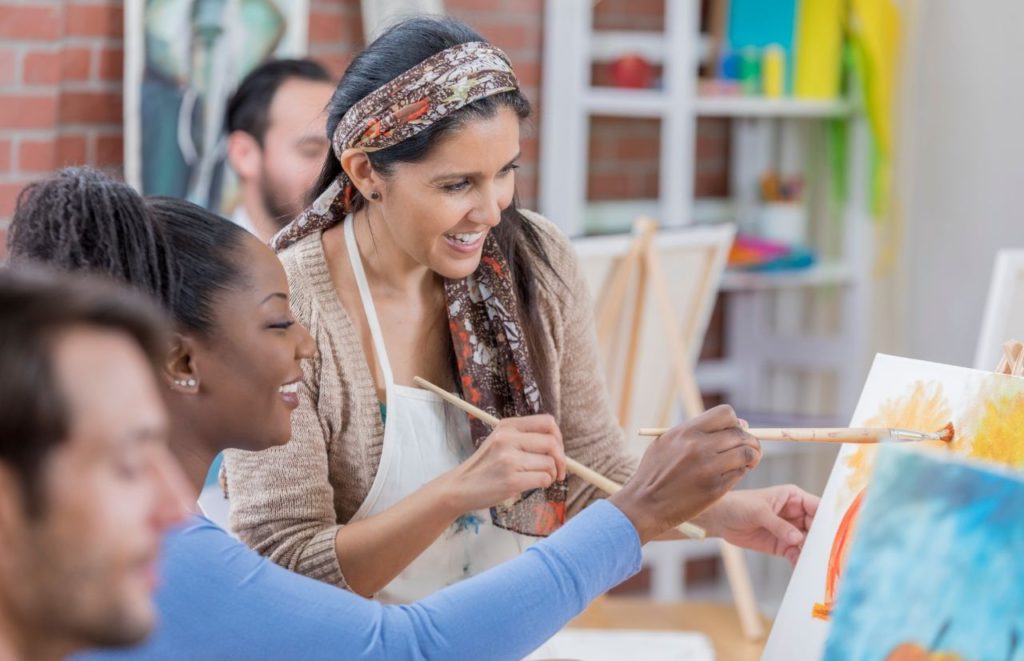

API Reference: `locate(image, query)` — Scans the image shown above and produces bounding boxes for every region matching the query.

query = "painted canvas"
[823,445,1024,661]
[763,354,1024,660]
[124,0,309,212]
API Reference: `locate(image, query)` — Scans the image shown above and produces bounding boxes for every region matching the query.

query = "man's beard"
[14,530,155,653]
[258,170,303,230]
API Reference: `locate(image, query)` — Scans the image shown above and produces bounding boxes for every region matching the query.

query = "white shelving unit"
[539,0,872,421]
[539,0,874,608]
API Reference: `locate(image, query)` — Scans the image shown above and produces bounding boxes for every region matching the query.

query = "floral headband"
[270,41,519,251]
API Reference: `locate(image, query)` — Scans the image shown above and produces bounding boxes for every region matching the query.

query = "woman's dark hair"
[312,16,562,404]
[7,167,176,306]
[6,167,249,336]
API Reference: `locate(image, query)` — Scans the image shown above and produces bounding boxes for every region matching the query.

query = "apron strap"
[344,217,396,387]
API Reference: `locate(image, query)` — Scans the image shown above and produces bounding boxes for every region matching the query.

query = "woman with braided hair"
[7,166,757,659]
[224,15,819,603]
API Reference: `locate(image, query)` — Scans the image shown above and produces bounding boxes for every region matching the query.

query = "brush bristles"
[937,422,955,443]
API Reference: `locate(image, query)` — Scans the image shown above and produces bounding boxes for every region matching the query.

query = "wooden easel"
[593,218,765,641]
[995,340,1024,376]
[594,218,712,426]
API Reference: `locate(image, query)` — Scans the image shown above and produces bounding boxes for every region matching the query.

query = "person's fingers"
[710,434,762,469]
[689,404,740,432]
[760,508,806,548]
[802,492,820,517]
[716,465,751,491]
[513,470,557,492]
[507,431,566,480]
[498,414,562,441]
[706,427,760,455]
[517,453,559,483]
[777,488,820,528]
[778,492,810,519]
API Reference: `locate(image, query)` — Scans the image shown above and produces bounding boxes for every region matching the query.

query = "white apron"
[343,219,533,603]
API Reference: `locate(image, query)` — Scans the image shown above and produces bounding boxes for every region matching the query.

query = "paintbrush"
[412,376,707,540]
[637,423,956,444]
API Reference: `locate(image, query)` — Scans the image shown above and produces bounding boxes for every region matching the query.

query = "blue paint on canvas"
[824,446,1024,660]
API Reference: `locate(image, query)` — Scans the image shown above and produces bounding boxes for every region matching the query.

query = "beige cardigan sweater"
[223,211,637,588]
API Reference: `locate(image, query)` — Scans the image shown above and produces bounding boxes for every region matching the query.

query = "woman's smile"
[278,377,302,409]
[442,229,487,254]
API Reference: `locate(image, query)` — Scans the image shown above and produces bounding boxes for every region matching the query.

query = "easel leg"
[596,236,646,343]
[618,248,649,427]
[644,236,765,640]
[720,541,766,640]
[643,243,706,418]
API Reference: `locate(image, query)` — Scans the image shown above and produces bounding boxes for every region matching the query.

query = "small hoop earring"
[370,191,381,200]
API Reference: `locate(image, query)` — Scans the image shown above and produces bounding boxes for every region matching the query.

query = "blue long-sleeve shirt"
[76,499,641,660]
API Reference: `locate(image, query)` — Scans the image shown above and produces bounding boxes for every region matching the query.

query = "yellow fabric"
[851,0,902,215]
[851,0,900,159]
[793,0,845,98]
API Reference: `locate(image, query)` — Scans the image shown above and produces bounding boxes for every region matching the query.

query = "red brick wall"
[0,0,728,246]
[0,0,125,241]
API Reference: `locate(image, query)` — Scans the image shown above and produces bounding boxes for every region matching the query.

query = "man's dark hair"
[0,266,168,514]
[225,58,332,146]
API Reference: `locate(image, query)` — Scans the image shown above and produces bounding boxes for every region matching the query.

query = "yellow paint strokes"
[956,377,1024,468]
[840,381,952,507]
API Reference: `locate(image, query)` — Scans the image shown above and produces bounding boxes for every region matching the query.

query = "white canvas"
[763,354,1024,660]
[573,223,734,446]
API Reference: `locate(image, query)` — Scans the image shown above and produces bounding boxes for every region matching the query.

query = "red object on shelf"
[609,54,655,89]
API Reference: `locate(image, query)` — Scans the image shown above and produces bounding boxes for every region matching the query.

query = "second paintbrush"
[637,423,955,444]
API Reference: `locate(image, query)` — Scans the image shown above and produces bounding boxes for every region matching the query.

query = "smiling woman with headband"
[224,16,819,602]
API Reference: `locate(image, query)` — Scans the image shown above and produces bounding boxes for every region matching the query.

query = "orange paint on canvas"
[815,381,952,620]
[812,489,865,620]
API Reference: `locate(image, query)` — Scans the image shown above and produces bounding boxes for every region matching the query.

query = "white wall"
[897,0,1024,366]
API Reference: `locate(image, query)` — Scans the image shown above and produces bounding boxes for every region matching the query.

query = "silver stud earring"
[174,378,197,389]
[370,191,381,200]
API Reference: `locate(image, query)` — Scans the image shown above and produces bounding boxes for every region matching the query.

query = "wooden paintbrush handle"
[565,458,705,539]
[412,377,706,539]
[748,428,886,443]
[639,426,889,443]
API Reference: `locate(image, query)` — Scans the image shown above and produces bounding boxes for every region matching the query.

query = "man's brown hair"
[0,266,168,513]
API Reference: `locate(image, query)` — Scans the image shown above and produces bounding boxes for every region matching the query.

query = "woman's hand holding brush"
[609,405,761,544]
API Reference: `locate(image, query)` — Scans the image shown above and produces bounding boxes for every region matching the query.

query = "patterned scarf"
[271,42,566,537]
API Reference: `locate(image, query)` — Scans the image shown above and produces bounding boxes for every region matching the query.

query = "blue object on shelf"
[727,0,798,93]
[741,245,816,272]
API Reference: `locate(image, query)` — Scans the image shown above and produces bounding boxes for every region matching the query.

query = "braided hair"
[7,167,248,336]
[7,167,176,306]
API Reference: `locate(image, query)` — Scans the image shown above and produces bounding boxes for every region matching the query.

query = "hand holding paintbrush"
[414,376,763,543]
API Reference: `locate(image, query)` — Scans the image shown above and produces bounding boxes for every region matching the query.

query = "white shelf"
[584,88,667,117]
[721,262,856,291]
[695,96,853,118]
[585,88,853,119]
[591,30,710,65]
[591,31,667,63]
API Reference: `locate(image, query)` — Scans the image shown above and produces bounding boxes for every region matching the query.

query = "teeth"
[279,382,299,395]
[447,231,483,245]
